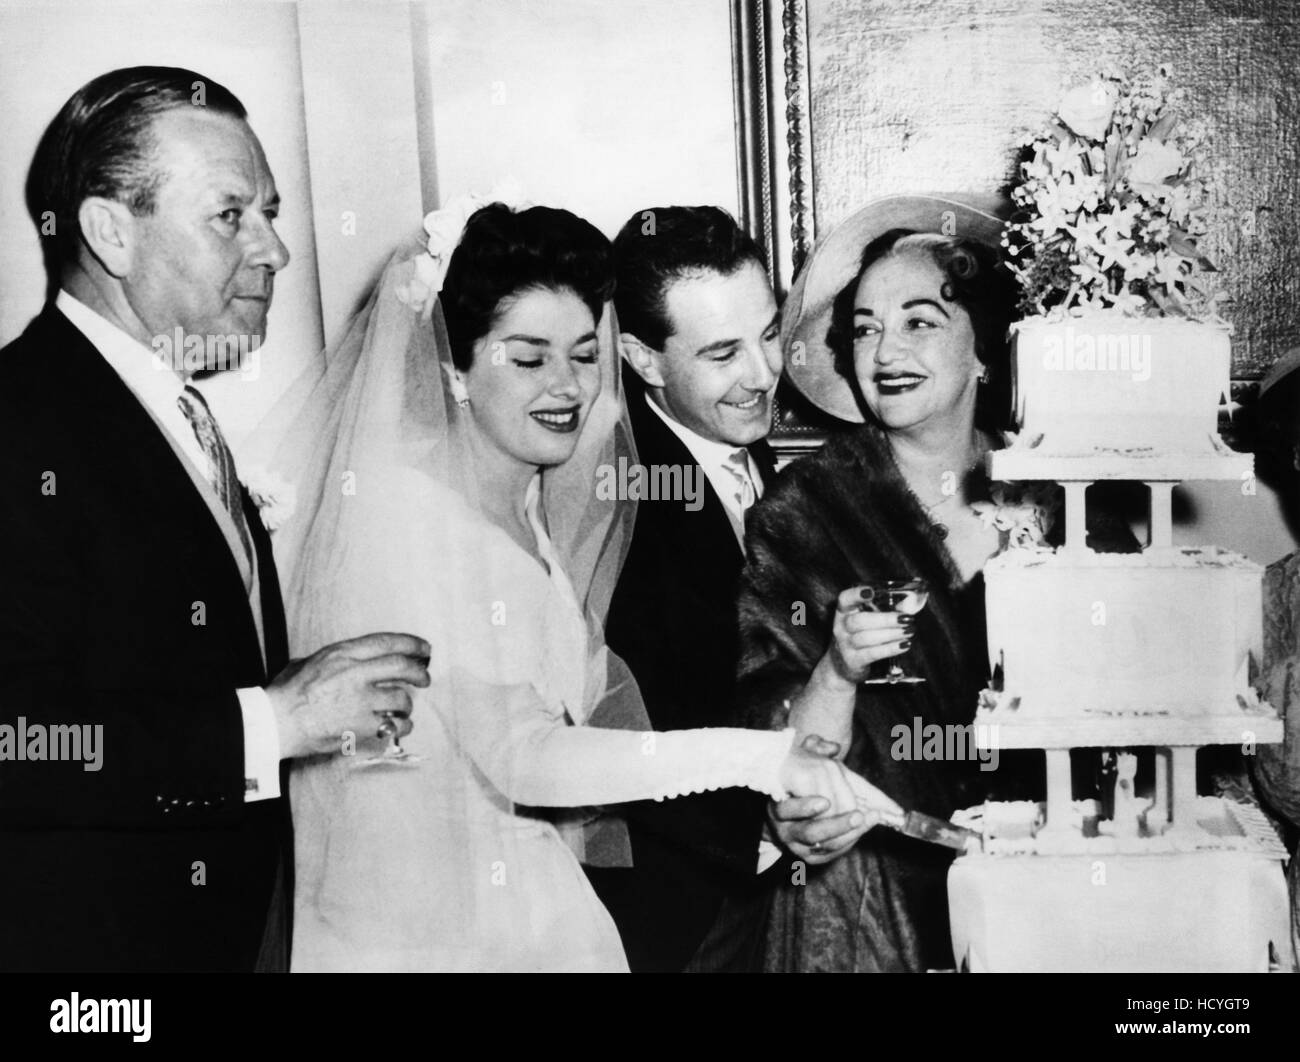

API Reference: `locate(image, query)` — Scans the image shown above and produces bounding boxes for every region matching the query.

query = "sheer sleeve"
[436,671,795,808]
[402,476,797,810]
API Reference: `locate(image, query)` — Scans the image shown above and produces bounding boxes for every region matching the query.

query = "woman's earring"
[977,368,990,384]
[449,374,471,409]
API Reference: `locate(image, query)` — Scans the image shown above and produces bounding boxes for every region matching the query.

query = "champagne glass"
[859,577,929,686]
[350,710,423,770]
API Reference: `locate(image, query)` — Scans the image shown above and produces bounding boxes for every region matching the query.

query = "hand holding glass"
[858,578,929,685]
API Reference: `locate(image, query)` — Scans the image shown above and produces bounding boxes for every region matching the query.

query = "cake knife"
[879,809,983,853]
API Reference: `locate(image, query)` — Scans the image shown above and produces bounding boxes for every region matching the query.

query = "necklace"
[896,450,989,541]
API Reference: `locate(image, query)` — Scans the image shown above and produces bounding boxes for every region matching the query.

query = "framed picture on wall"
[731,0,1300,459]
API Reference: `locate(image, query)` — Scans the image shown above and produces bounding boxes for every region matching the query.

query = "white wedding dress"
[248,243,798,972]
[288,471,792,972]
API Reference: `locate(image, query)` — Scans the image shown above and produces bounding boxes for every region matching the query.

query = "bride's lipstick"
[530,406,580,433]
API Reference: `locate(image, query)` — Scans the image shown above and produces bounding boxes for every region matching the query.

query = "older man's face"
[123,107,289,351]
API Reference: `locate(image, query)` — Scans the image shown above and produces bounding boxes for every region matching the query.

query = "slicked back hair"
[612,205,766,351]
[27,66,247,279]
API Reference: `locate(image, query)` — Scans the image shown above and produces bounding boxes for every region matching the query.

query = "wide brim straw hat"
[1259,346,1300,405]
[782,193,1012,423]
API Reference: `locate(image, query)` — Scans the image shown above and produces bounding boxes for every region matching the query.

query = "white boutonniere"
[971,484,1060,549]
[395,178,530,319]
[240,464,298,532]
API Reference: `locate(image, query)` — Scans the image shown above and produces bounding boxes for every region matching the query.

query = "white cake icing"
[980,546,1280,746]
[946,313,1292,973]
[948,798,1291,972]
[949,848,1289,973]
[1008,314,1232,458]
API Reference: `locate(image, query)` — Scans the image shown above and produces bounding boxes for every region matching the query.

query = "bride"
[252,200,898,971]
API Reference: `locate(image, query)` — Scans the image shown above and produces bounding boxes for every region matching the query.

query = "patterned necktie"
[724,447,758,517]
[177,385,255,572]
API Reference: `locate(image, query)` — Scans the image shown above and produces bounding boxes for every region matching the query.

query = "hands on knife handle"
[765,734,901,866]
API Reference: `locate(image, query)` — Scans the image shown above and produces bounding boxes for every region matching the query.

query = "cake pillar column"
[1042,748,1073,833]
[1153,748,1171,830]
[1169,746,1198,831]
[1146,481,1175,550]
[1062,481,1091,551]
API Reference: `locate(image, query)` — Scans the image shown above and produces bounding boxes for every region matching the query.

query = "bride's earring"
[449,373,471,410]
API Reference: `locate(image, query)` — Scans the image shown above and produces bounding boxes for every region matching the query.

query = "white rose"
[423,195,478,257]
[1057,80,1118,142]
[1128,140,1186,189]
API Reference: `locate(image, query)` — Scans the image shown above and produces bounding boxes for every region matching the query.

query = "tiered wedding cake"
[945,71,1293,973]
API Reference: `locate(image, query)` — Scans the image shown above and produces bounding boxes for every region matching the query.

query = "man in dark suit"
[585,206,785,971]
[0,66,429,972]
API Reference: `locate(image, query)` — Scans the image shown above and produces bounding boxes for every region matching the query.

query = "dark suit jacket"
[586,372,776,971]
[0,306,289,972]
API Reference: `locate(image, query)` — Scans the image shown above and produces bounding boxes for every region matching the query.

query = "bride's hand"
[841,765,903,828]
[775,745,902,862]
[778,745,852,812]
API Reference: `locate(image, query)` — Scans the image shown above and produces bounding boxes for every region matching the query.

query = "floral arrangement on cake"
[1002,66,1221,320]
[971,483,1060,549]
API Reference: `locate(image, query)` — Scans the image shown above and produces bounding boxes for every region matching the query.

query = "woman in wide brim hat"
[782,193,1011,425]
[735,194,1134,972]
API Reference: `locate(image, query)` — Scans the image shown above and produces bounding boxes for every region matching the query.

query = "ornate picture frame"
[731,0,1300,461]
[731,0,828,459]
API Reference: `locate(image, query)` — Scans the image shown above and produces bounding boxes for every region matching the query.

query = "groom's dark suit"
[0,306,289,971]
[587,370,777,971]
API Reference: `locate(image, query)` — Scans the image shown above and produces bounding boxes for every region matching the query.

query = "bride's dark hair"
[441,203,615,370]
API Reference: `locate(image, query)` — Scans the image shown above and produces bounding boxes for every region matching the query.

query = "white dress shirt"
[643,393,764,543]
[642,393,781,873]
[55,291,282,802]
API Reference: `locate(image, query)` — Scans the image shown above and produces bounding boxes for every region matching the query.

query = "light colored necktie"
[177,385,255,571]
[724,448,758,518]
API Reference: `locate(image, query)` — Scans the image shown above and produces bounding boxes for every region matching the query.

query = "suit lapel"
[44,308,273,678]
[626,382,743,563]
[750,437,777,487]
[247,489,288,674]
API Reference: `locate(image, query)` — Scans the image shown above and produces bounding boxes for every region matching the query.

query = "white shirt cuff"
[756,839,782,874]
[237,686,281,802]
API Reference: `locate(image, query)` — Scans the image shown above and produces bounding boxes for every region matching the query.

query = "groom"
[0,66,430,972]
[586,206,785,970]
[590,206,875,970]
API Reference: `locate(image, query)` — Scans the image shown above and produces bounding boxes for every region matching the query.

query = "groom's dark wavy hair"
[27,66,246,281]
[441,204,615,370]
[612,205,766,351]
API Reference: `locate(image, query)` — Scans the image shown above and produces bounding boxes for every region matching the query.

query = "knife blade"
[880,809,982,853]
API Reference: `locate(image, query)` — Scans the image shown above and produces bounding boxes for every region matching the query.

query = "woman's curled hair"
[825,229,1018,429]
[440,203,615,370]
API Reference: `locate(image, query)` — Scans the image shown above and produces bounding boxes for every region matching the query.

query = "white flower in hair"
[240,464,298,532]
[402,179,532,317]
